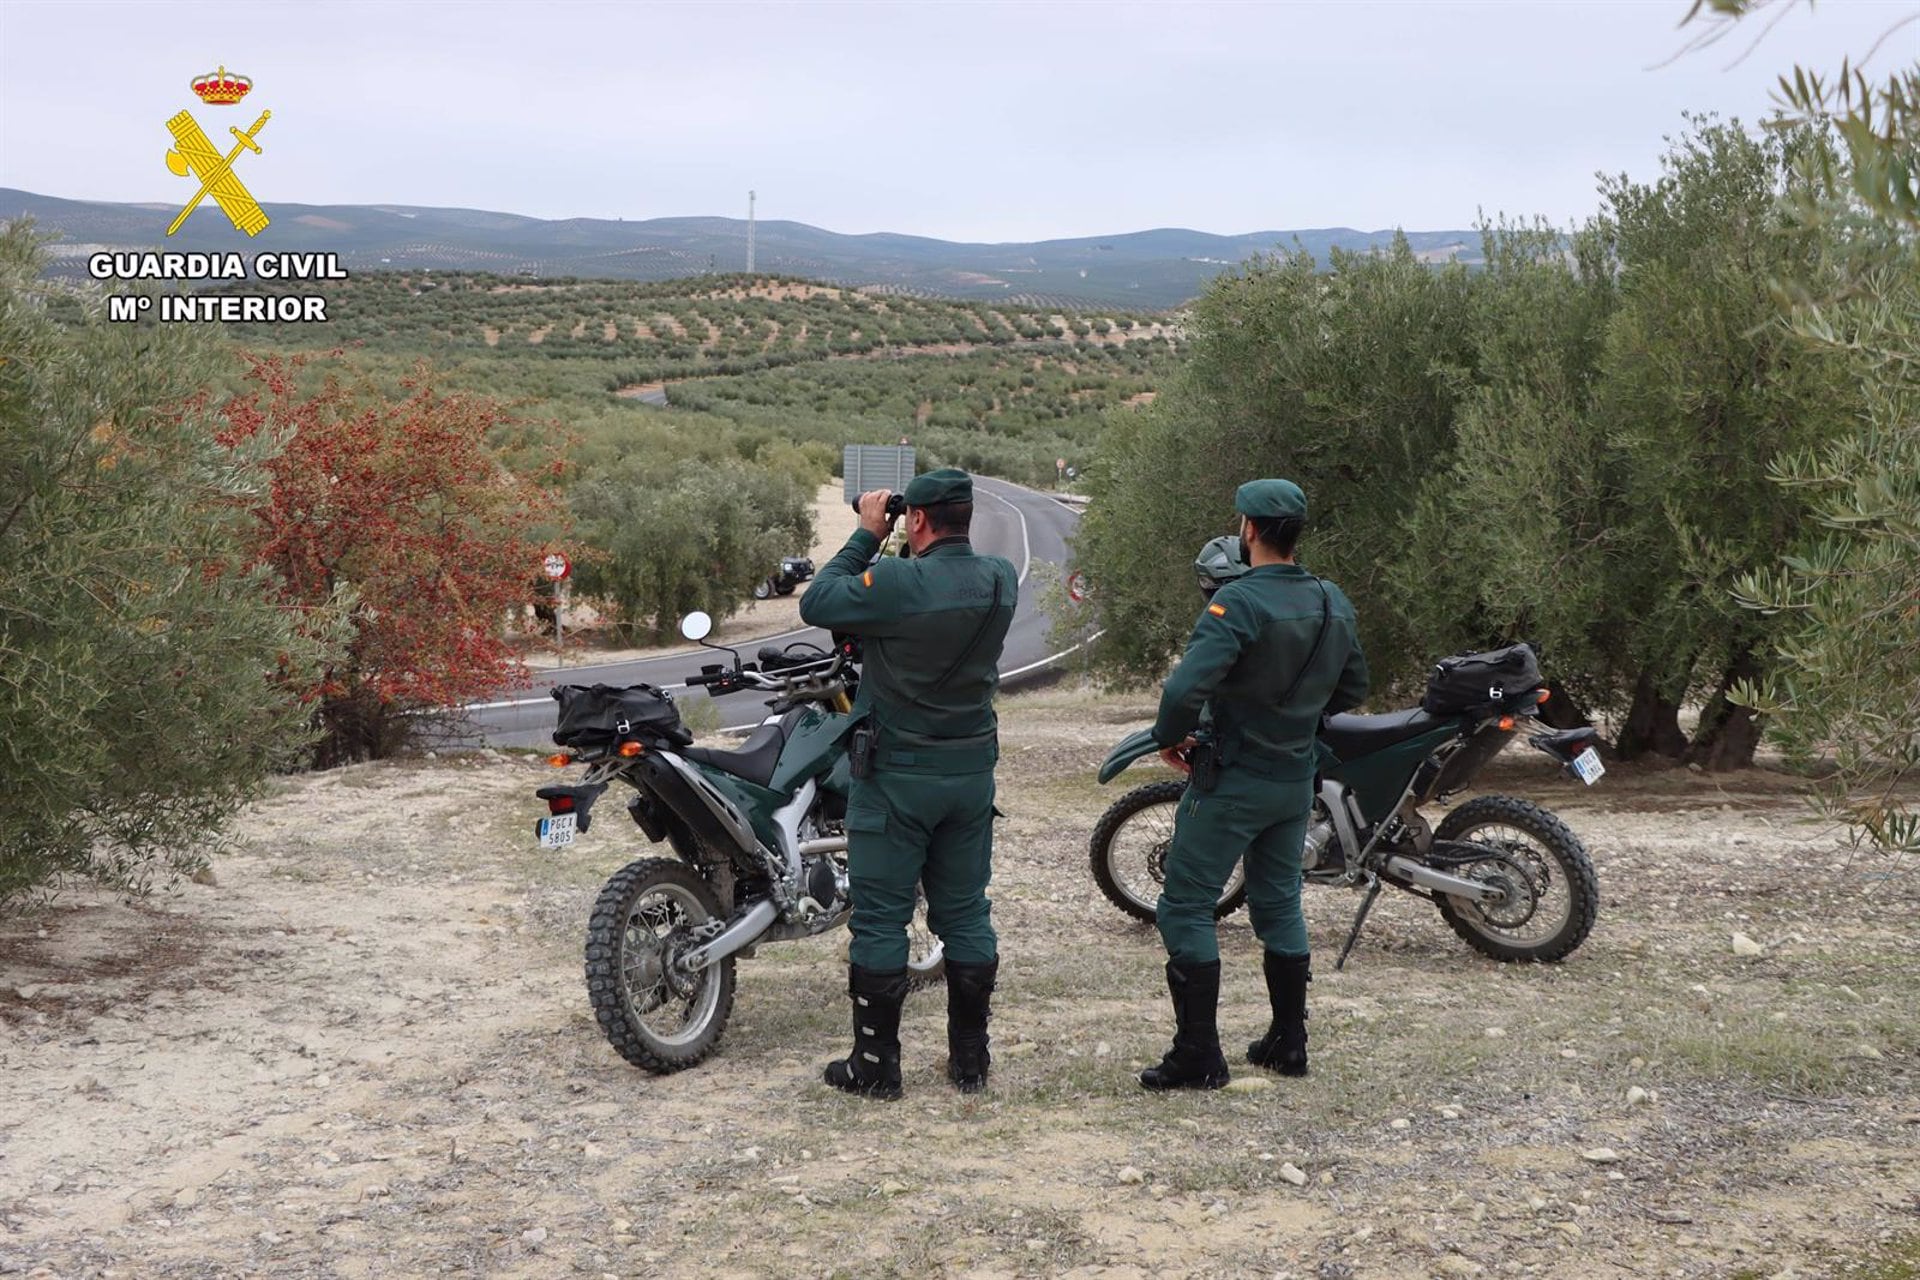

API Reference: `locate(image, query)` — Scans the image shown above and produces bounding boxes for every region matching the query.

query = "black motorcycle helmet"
[1194,535,1251,599]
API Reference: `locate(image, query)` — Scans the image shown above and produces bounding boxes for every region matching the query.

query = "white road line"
[465,696,552,711]
[978,484,1031,584]
[464,682,694,711]
[1001,630,1105,680]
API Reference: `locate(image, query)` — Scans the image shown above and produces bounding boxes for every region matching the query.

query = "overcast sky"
[1,0,1912,241]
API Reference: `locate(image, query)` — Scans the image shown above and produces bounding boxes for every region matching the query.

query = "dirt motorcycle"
[1090,538,1603,968]
[533,611,943,1073]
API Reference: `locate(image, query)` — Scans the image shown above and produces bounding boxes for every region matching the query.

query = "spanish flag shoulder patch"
[1207,602,1227,617]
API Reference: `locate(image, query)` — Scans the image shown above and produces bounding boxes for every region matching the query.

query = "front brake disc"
[1147,839,1171,885]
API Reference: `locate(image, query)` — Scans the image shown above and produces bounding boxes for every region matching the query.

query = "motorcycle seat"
[684,719,789,787]
[1319,707,1449,760]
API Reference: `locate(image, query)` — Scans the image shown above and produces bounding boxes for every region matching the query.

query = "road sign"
[542,552,571,581]
[844,444,916,504]
[1067,571,1089,603]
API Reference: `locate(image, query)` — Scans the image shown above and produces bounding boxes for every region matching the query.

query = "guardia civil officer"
[799,468,1019,1100]
[1140,479,1369,1091]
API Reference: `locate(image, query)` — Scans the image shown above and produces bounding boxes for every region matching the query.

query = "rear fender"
[1528,726,1600,765]
[536,782,607,833]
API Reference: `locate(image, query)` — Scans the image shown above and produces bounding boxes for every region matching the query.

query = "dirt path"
[2,688,1916,1277]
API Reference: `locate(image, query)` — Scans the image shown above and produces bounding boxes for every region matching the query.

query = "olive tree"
[1393,219,1618,725]
[1583,118,1852,767]
[1704,0,1920,850]
[1073,238,1478,691]
[0,224,337,907]
[568,457,814,639]
[1072,121,1858,773]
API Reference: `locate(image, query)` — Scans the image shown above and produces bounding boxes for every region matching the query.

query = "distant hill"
[0,188,1482,309]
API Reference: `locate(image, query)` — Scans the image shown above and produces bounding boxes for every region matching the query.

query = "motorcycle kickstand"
[1335,874,1383,972]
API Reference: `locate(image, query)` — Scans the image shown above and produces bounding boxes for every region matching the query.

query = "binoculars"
[851,493,908,520]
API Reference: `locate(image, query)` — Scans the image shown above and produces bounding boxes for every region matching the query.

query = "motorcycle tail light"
[548,795,576,813]
[617,741,645,758]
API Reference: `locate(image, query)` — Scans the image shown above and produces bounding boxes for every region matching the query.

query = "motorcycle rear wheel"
[1089,780,1247,924]
[586,858,736,1072]
[1431,795,1598,963]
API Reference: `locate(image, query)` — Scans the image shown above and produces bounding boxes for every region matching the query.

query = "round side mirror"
[679,611,713,642]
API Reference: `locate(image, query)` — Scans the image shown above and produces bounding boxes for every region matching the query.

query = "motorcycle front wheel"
[906,895,947,990]
[1089,780,1246,924]
[585,858,736,1072]
[1431,795,1599,963]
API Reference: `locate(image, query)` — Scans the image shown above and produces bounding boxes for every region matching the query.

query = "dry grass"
[1,684,1915,1278]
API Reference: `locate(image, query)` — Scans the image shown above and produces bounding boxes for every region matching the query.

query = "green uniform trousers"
[1157,768,1314,963]
[845,766,998,970]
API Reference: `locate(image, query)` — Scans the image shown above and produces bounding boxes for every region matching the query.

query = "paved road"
[462,476,1081,748]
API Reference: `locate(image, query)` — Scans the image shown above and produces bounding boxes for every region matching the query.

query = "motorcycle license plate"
[536,813,577,849]
[1571,747,1605,786]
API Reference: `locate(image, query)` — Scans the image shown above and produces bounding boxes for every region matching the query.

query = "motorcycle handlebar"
[681,649,845,694]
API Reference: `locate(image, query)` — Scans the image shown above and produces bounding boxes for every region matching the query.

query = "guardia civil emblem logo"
[164,65,270,237]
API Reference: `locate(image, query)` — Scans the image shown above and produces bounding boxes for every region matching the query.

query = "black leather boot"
[823,965,909,1100]
[1246,950,1310,1076]
[1139,959,1230,1091]
[945,957,998,1093]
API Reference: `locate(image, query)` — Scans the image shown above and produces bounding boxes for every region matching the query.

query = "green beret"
[1235,478,1307,520]
[904,467,973,507]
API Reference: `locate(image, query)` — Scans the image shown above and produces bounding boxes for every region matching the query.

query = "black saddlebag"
[551,682,693,750]
[1419,644,1541,718]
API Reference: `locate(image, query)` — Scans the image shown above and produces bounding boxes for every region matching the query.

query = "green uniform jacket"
[1152,563,1369,780]
[800,529,1019,767]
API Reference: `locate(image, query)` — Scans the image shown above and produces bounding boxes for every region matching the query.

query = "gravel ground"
[2,685,1915,1279]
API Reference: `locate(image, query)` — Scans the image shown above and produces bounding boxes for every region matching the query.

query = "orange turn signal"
[546,753,570,767]
[1498,716,1516,731]
[617,741,645,758]
[1536,687,1550,702]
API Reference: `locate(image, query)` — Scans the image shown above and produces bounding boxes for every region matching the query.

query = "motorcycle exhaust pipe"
[1383,855,1501,903]
[680,899,779,972]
